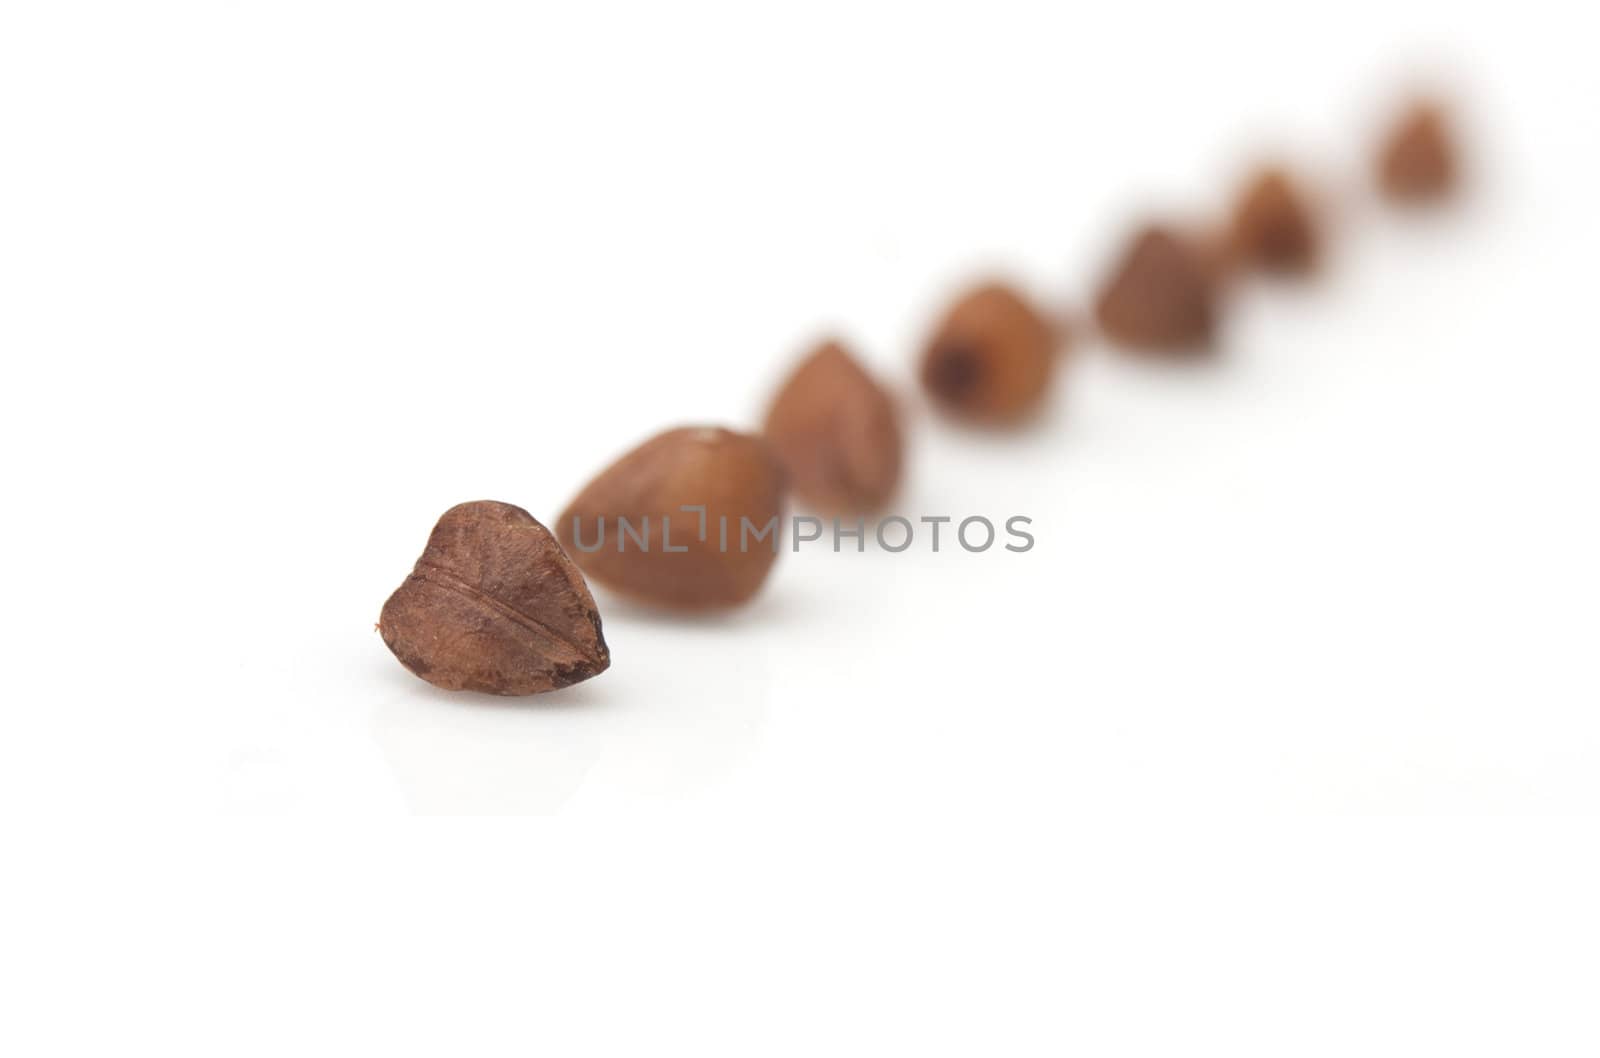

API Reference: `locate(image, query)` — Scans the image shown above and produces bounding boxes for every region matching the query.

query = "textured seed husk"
[763,340,903,515]
[1378,101,1456,202]
[557,427,787,611]
[1229,167,1318,276]
[1094,225,1218,353]
[379,500,610,695]
[919,282,1060,424]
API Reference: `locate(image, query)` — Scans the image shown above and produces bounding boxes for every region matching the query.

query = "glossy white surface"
[4,0,1599,1051]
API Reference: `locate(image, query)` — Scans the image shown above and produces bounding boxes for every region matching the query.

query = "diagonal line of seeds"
[377,95,1462,695]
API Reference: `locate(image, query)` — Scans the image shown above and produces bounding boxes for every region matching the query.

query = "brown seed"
[557,426,787,611]
[1094,225,1218,353]
[1377,100,1457,202]
[763,340,903,516]
[1229,167,1318,276]
[919,282,1059,424]
[378,500,610,695]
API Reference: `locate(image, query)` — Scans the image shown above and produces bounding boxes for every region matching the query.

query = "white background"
[4,0,1600,1052]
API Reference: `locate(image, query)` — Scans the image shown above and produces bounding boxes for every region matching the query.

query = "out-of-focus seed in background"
[557,426,787,612]
[1228,167,1320,276]
[919,282,1062,425]
[1377,99,1458,203]
[1094,225,1219,353]
[763,340,903,517]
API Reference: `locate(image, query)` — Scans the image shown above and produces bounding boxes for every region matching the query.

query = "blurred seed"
[1094,225,1218,353]
[1229,167,1318,275]
[919,282,1060,424]
[557,426,787,611]
[1377,100,1457,203]
[378,501,610,695]
[764,340,903,516]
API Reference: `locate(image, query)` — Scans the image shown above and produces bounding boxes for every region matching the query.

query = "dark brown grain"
[1094,225,1218,353]
[919,282,1060,424]
[1229,167,1318,276]
[557,426,787,611]
[378,501,610,695]
[764,340,902,515]
[1378,101,1457,203]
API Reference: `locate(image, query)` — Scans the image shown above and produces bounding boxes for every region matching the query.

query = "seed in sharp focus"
[763,340,903,516]
[1377,100,1457,203]
[378,500,610,695]
[918,282,1060,424]
[557,426,787,611]
[1229,167,1319,276]
[1094,224,1218,353]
